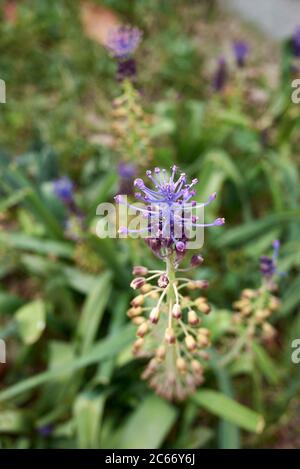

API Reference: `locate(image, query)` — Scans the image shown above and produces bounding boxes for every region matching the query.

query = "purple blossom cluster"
[233,40,250,67]
[115,166,224,261]
[106,25,142,59]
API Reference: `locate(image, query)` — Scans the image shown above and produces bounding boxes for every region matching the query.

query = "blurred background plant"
[0,0,300,449]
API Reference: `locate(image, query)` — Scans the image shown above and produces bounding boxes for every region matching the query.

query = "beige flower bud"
[176,357,187,374]
[149,291,159,300]
[262,322,276,339]
[141,283,152,294]
[172,304,182,319]
[269,296,280,311]
[133,337,144,353]
[188,310,199,325]
[197,333,210,348]
[155,345,166,361]
[127,307,142,318]
[165,327,176,344]
[132,316,145,326]
[136,322,149,337]
[191,359,204,374]
[185,334,196,351]
[242,289,256,299]
[255,309,271,321]
[131,294,144,307]
[149,307,160,324]
[197,301,211,315]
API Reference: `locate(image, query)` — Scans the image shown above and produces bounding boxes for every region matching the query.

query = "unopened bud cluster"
[128,260,212,400]
[111,80,153,166]
[233,287,280,341]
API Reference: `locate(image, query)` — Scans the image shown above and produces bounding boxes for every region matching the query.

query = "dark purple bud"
[116,58,137,81]
[158,273,169,288]
[292,26,300,58]
[213,57,228,92]
[130,277,146,290]
[191,255,204,267]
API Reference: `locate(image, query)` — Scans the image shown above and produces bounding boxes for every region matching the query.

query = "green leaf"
[279,275,300,317]
[0,325,135,402]
[74,392,105,448]
[0,292,24,315]
[76,271,112,352]
[210,351,240,449]
[20,254,99,294]
[192,390,265,434]
[252,342,280,385]
[15,299,46,345]
[118,395,177,449]
[6,166,63,239]
[0,188,30,212]
[0,232,73,259]
[216,210,300,248]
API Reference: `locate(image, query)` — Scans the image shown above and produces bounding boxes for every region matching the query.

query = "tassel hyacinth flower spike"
[115,166,225,400]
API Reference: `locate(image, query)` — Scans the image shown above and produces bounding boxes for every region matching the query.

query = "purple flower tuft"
[118,161,137,179]
[115,167,224,261]
[106,25,142,59]
[53,176,74,203]
[233,41,250,67]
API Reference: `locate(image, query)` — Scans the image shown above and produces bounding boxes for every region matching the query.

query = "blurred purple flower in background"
[212,57,228,92]
[292,26,300,57]
[118,161,137,194]
[106,25,142,81]
[116,58,137,81]
[53,176,74,204]
[260,240,280,281]
[106,25,142,59]
[38,425,53,438]
[233,40,250,67]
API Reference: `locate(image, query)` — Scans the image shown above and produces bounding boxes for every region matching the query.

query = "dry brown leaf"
[3,0,18,23]
[80,1,120,46]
